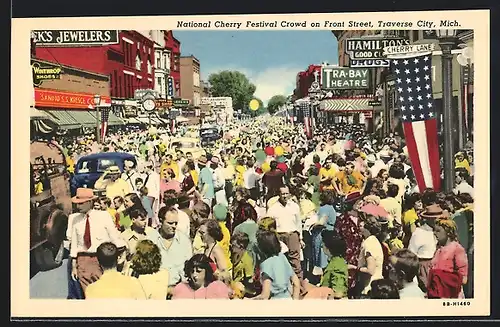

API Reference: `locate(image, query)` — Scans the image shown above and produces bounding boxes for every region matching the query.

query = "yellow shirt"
[218,222,232,271]
[402,208,419,226]
[223,164,236,180]
[66,156,75,174]
[335,170,364,194]
[94,177,132,199]
[235,165,245,187]
[455,158,471,175]
[85,270,146,299]
[190,170,199,186]
[193,231,206,254]
[232,250,254,283]
[137,270,170,300]
[319,167,337,190]
[160,162,180,180]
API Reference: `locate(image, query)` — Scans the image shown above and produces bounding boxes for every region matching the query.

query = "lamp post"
[94,94,102,144]
[436,29,457,192]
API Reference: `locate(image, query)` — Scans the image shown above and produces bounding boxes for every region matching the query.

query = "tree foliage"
[207,70,256,114]
[266,95,287,115]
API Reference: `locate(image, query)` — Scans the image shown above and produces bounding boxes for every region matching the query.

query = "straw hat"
[107,165,121,174]
[420,204,450,220]
[71,188,97,204]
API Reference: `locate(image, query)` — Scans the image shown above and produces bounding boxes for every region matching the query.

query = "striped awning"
[87,110,125,126]
[30,107,53,120]
[44,110,81,130]
[320,98,374,113]
[67,110,97,128]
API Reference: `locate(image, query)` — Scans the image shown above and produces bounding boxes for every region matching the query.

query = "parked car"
[168,137,205,159]
[70,152,137,196]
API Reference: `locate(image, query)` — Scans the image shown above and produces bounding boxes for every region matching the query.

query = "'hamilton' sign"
[321,66,370,89]
[345,37,410,67]
[31,30,119,46]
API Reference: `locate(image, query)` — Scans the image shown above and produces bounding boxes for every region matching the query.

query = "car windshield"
[77,158,118,173]
[201,129,217,135]
[172,141,198,149]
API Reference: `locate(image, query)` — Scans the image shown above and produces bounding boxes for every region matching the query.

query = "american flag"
[100,107,111,141]
[390,54,441,191]
[299,102,313,139]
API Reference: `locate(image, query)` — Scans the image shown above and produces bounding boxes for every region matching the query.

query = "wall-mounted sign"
[350,59,390,68]
[173,98,190,107]
[155,99,173,108]
[134,89,160,100]
[166,77,174,98]
[34,89,111,110]
[345,37,409,67]
[31,61,62,86]
[368,100,382,106]
[321,66,370,89]
[383,43,436,58]
[31,30,119,46]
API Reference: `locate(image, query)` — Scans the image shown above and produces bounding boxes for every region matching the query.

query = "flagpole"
[94,94,102,144]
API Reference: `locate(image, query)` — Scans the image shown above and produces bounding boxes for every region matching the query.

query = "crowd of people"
[42,115,474,300]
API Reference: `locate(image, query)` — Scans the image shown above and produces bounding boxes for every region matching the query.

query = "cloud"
[202,65,300,105]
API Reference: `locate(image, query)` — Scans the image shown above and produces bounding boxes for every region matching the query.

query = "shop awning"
[67,110,97,128]
[319,98,374,113]
[44,110,82,130]
[125,117,142,124]
[30,107,53,121]
[87,110,125,126]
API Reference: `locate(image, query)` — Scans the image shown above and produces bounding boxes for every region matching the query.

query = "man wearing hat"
[94,166,131,200]
[121,160,141,193]
[408,203,446,293]
[68,188,128,295]
[370,147,392,178]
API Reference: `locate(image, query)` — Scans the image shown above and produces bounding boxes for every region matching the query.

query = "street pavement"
[30,258,68,299]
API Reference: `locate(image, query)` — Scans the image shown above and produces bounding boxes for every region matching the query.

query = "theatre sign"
[321,66,370,90]
[31,30,119,46]
[345,36,410,67]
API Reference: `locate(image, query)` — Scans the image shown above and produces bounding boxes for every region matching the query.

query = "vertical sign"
[167,77,174,98]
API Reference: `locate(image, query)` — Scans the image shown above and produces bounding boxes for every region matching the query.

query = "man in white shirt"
[68,188,127,294]
[121,160,141,193]
[408,204,441,293]
[388,249,425,299]
[371,149,392,178]
[142,161,161,225]
[211,156,228,206]
[266,186,305,293]
[453,170,474,199]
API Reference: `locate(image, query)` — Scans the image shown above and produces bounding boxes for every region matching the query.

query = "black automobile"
[200,126,222,146]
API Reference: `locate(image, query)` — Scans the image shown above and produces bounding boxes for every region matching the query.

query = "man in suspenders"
[121,160,141,193]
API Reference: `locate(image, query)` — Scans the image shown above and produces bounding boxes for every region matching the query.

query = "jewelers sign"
[31,30,119,46]
[321,66,370,89]
[345,37,410,67]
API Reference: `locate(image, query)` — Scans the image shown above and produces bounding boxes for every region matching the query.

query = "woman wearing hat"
[408,204,445,293]
[428,218,469,299]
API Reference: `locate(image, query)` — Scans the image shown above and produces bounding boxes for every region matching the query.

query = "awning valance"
[44,110,81,130]
[320,98,374,113]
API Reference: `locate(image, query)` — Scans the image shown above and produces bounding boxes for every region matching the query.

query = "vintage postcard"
[12,9,490,318]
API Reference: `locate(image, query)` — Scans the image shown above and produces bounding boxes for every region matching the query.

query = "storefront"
[111,98,126,119]
[319,96,374,130]
[33,88,123,133]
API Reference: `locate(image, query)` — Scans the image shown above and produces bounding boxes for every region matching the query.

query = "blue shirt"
[317,204,337,231]
[260,253,294,299]
[141,196,154,219]
[146,229,193,286]
[198,167,215,200]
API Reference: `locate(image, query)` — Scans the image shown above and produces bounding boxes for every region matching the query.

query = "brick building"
[294,64,322,100]
[179,55,201,106]
[165,30,182,98]
[34,30,156,117]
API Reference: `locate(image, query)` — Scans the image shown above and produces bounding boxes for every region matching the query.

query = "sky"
[174,31,338,105]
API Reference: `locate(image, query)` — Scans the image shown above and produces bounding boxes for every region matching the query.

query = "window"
[147,60,152,74]
[136,53,142,71]
[412,30,419,42]
[156,54,161,69]
[113,71,118,97]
